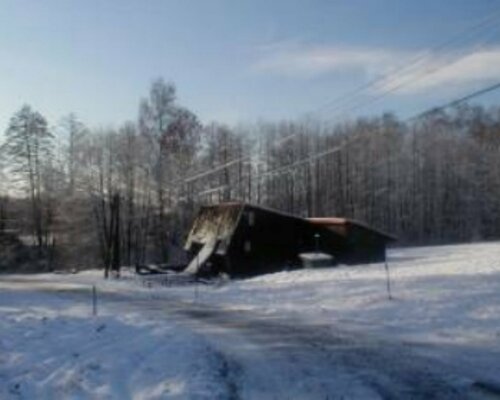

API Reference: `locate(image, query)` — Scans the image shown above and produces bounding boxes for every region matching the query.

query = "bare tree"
[2,105,54,251]
[59,113,87,195]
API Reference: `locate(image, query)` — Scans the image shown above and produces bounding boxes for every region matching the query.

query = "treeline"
[1,78,500,271]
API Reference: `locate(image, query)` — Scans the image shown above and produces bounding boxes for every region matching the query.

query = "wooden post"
[384,253,393,300]
[194,255,199,302]
[92,285,97,316]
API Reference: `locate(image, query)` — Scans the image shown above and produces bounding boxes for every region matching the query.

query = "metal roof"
[307,217,396,241]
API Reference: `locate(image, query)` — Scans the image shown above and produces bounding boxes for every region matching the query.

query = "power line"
[198,78,500,201]
[257,137,357,180]
[181,8,500,193]
[311,8,500,118]
[184,156,250,184]
[324,38,500,123]
[268,80,500,178]
[410,81,500,121]
[319,27,500,122]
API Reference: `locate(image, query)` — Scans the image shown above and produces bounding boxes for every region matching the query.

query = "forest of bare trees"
[1,78,500,272]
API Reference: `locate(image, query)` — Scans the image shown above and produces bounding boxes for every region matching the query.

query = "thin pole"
[92,285,97,316]
[384,255,393,300]
[194,255,199,302]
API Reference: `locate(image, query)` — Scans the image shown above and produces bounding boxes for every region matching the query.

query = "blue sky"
[1,0,500,132]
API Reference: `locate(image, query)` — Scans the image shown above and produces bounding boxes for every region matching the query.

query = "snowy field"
[1,242,500,399]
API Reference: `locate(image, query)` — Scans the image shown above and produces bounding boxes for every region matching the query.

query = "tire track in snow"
[210,348,242,400]
[137,299,471,399]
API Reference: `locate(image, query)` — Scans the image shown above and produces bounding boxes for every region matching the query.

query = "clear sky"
[1,0,500,132]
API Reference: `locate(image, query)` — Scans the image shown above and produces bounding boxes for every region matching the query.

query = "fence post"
[194,254,199,302]
[92,285,97,316]
[384,255,393,300]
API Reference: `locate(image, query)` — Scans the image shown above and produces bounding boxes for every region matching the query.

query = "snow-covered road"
[0,276,486,399]
[152,300,471,399]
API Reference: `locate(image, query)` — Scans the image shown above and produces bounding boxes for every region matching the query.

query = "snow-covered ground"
[1,242,500,398]
[0,289,235,399]
[166,241,500,384]
[181,242,500,346]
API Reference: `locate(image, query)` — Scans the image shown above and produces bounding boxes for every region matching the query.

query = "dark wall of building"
[340,225,388,264]
[226,205,347,277]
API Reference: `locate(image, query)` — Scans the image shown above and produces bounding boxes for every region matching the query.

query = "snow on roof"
[299,252,333,261]
[185,202,244,250]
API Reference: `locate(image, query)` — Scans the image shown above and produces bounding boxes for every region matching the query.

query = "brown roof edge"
[202,201,245,208]
[307,217,397,241]
[307,217,347,225]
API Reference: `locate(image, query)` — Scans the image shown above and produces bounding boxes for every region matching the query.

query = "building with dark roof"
[184,202,395,278]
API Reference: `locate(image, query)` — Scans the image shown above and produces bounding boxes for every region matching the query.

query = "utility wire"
[320,26,500,122]
[182,8,500,200]
[181,9,500,187]
[311,9,500,118]
[247,19,500,185]
[199,78,500,201]
[410,81,500,121]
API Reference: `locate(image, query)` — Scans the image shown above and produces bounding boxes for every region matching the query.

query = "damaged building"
[184,202,395,278]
